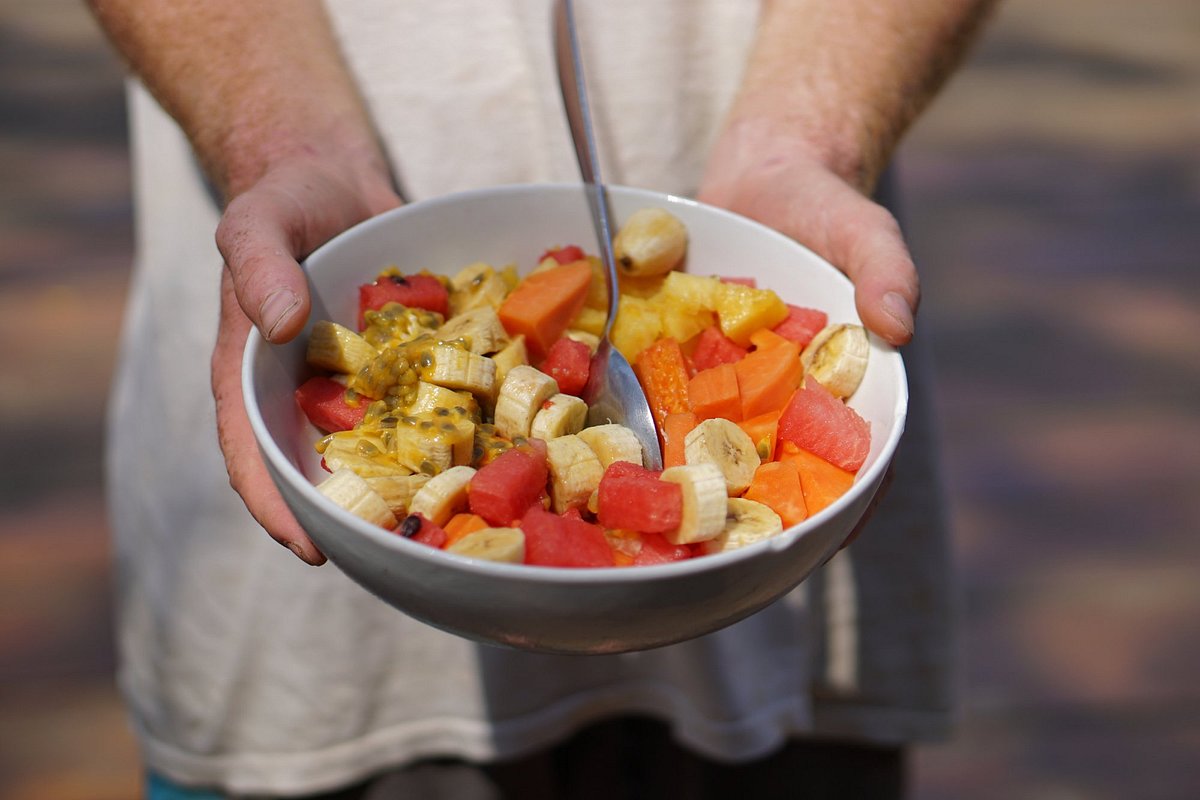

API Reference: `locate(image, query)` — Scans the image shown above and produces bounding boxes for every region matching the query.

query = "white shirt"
[108,2,953,793]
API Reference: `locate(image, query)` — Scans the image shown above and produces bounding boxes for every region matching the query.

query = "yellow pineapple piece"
[655,297,715,345]
[617,272,666,300]
[610,295,664,362]
[583,255,610,311]
[658,271,721,311]
[715,283,789,346]
[569,305,608,337]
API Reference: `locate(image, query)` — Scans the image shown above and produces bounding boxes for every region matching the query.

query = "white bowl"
[243,184,907,654]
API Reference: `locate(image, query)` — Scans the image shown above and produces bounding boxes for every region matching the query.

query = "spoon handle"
[553,0,619,331]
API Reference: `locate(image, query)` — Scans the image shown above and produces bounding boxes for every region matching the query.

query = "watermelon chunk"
[632,531,692,566]
[521,506,613,568]
[776,377,870,472]
[358,273,448,327]
[539,245,586,265]
[295,376,367,433]
[691,325,748,371]
[719,276,757,288]
[540,337,591,396]
[771,305,828,348]
[398,513,447,548]
[596,461,683,534]
[468,445,549,526]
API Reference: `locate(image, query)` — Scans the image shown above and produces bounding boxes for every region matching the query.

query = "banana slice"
[409,380,479,418]
[530,393,588,441]
[436,306,509,355]
[612,207,688,277]
[564,328,601,354]
[306,320,378,374]
[659,462,728,544]
[493,365,559,440]
[408,464,476,526]
[684,418,759,496]
[446,527,526,563]
[448,261,509,316]
[545,434,605,513]
[576,424,644,470]
[316,468,398,529]
[364,473,431,518]
[490,334,529,387]
[800,323,869,400]
[701,498,784,555]
[423,343,496,398]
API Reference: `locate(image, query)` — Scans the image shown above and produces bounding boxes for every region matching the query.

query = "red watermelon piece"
[596,461,682,535]
[468,446,549,526]
[539,245,586,265]
[632,531,692,566]
[294,376,367,433]
[691,325,749,371]
[771,305,828,348]
[358,273,448,327]
[776,377,870,472]
[398,513,447,548]
[539,337,591,396]
[719,276,757,288]
[521,506,613,568]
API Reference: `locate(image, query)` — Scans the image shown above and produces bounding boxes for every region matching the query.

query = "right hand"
[210,153,401,564]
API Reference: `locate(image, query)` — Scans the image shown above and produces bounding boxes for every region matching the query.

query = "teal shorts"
[146,773,224,800]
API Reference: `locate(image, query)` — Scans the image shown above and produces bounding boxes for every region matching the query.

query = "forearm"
[87,0,386,200]
[726,0,997,191]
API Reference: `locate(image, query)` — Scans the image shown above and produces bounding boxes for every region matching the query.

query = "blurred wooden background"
[1,1,1197,797]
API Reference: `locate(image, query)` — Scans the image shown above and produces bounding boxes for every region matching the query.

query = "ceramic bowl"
[243,183,907,654]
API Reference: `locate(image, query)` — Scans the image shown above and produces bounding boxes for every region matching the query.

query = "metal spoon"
[553,0,663,469]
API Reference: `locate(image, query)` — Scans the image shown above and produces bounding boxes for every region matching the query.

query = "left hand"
[699,138,919,348]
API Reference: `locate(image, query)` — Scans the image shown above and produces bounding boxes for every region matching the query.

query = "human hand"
[698,139,918,348]
[210,155,401,565]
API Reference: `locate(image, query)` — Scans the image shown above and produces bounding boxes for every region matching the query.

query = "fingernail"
[881,291,914,337]
[287,541,315,565]
[260,288,300,341]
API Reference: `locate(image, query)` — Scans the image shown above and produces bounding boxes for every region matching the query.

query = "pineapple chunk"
[715,283,789,346]
[610,295,664,362]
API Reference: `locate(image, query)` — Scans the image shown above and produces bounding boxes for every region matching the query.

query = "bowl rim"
[243,182,908,585]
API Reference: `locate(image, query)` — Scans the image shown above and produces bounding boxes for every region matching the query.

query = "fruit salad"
[294,208,872,567]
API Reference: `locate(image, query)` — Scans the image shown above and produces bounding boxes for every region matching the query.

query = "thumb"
[215,187,313,344]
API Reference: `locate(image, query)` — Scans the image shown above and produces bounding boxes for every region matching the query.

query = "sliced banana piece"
[576,424,644,470]
[447,527,526,563]
[448,261,509,316]
[530,393,588,441]
[800,323,869,400]
[492,365,559,440]
[316,467,397,529]
[659,463,728,544]
[564,328,601,354]
[408,464,476,526]
[545,434,605,514]
[490,334,529,387]
[436,306,509,355]
[612,207,688,277]
[364,473,431,518]
[409,380,479,419]
[701,498,784,555]
[424,343,496,398]
[306,320,378,374]
[684,418,759,496]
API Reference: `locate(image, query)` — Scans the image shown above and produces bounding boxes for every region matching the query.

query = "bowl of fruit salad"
[243,183,907,654]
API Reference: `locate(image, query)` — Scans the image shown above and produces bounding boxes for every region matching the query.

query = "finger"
[215,187,313,344]
[212,271,327,565]
[844,209,919,347]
